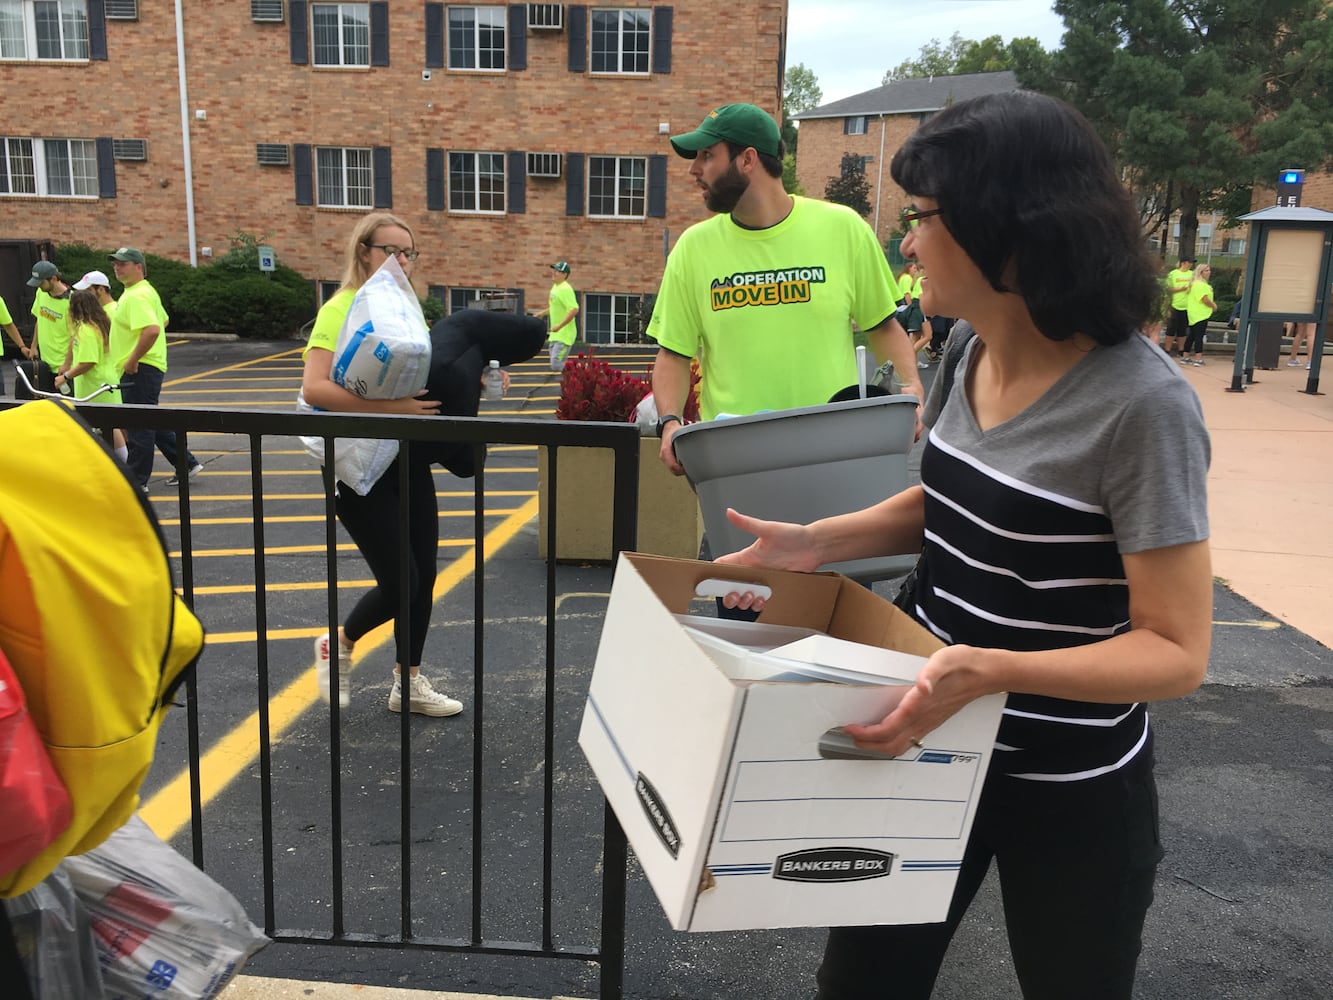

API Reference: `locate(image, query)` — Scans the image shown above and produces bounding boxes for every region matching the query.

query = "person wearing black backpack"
[717,91,1212,1000]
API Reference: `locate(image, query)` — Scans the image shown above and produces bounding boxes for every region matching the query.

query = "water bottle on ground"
[485,360,504,401]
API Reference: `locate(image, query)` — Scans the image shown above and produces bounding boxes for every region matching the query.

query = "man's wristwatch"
[655,414,682,437]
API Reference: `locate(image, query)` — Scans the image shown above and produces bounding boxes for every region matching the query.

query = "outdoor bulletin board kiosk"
[1229,206,1332,395]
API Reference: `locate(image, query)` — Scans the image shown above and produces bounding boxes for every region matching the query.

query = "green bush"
[173,271,314,340]
[420,293,444,325]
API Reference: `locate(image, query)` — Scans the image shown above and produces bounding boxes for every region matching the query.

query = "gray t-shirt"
[916,331,1210,780]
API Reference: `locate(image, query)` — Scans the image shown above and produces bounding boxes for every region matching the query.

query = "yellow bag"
[0,400,204,897]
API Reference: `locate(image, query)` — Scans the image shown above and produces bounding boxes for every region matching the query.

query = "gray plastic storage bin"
[671,394,920,583]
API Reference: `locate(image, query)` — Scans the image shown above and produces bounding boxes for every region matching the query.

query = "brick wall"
[794,113,918,246]
[0,0,789,322]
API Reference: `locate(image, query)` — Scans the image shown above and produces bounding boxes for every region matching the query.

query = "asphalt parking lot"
[38,337,1333,999]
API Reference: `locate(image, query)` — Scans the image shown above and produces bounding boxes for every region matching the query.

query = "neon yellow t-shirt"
[110,279,169,372]
[304,288,355,358]
[897,273,914,300]
[647,196,899,420]
[31,288,71,373]
[71,321,123,402]
[1186,280,1214,326]
[1169,267,1194,310]
[0,293,12,326]
[911,276,924,301]
[547,280,579,346]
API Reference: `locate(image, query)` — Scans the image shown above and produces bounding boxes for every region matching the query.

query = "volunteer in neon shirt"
[27,260,71,393]
[536,261,580,371]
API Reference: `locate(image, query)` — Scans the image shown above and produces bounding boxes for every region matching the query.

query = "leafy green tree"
[782,62,822,156]
[781,152,804,196]
[1036,0,1333,259]
[885,31,1044,82]
[824,154,872,217]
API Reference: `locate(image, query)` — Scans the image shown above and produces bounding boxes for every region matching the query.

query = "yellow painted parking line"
[169,540,474,558]
[153,508,526,527]
[1213,618,1281,630]
[139,496,540,841]
[186,580,376,596]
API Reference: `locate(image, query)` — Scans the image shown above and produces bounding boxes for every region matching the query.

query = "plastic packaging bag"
[296,391,399,497]
[4,869,106,999]
[331,254,430,400]
[61,816,268,1000]
[0,646,72,881]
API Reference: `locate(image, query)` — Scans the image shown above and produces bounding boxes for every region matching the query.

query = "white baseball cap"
[73,270,111,290]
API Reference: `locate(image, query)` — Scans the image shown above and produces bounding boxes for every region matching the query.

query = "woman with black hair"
[716,90,1212,999]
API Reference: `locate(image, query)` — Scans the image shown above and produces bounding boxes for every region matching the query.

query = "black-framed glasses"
[365,243,420,262]
[902,207,942,227]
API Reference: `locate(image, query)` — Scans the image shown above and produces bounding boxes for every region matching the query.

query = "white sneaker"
[388,673,463,717]
[314,632,352,708]
[166,462,204,487]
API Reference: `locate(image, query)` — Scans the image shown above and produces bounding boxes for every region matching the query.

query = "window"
[590,7,648,74]
[844,116,867,135]
[587,155,645,218]
[315,146,372,207]
[448,286,506,314]
[448,151,505,213]
[584,293,641,345]
[0,0,89,60]
[0,136,97,197]
[448,5,505,70]
[311,3,368,67]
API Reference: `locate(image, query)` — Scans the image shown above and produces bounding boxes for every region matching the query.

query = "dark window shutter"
[370,2,388,65]
[289,0,308,64]
[567,5,586,72]
[647,154,666,218]
[425,3,444,68]
[507,150,525,214]
[373,146,393,208]
[87,0,107,60]
[565,152,584,216]
[294,143,313,204]
[95,137,116,198]
[507,5,526,70]
[652,6,672,74]
[426,148,445,211]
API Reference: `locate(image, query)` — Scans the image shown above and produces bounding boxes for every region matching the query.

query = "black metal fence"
[10,397,638,998]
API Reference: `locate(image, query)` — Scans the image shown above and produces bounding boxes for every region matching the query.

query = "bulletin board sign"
[1255,228,1326,318]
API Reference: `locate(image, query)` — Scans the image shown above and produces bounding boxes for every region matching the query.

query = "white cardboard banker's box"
[579,553,1006,932]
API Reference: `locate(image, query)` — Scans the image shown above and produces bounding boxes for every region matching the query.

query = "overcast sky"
[786,0,1067,106]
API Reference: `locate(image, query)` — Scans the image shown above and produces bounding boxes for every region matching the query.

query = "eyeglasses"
[365,244,420,262]
[902,207,942,227]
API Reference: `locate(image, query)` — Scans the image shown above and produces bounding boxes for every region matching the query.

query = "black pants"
[333,453,439,667]
[1183,319,1208,356]
[121,363,198,487]
[815,748,1162,1000]
[1167,308,1189,343]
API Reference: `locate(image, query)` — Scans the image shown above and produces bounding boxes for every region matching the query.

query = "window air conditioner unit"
[526,152,562,178]
[251,0,285,23]
[256,143,291,166]
[528,3,564,30]
[112,139,147,161]
[106,0,138,20]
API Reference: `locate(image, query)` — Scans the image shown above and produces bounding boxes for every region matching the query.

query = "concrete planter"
[537,435,702,562]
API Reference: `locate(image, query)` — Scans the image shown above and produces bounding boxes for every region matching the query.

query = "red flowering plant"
[556,352,701,426]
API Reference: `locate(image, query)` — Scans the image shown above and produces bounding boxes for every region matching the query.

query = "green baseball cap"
[670,103,782,160]
[27,260,59,286]
[109,246,145,265]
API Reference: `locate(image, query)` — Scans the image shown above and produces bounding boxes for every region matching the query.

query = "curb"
[221,978,583,1000]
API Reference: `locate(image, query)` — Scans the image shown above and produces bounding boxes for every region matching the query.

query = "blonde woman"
[301,211,458,717]
[1183,263,1216,366]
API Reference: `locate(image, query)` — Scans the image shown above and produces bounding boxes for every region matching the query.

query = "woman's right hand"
[713,508,821,573]
[389,389,441,415]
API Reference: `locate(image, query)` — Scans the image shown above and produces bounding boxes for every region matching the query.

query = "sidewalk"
[1182,355,1332,649]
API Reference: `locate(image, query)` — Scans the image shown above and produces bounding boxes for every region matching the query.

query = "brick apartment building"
[0,0,788,341]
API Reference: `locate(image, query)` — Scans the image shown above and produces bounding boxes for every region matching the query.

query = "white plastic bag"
[61,816,268,1000]
[298,254,431,495]
[4,869,106,999]
[632,390,659,434]
[331,254,430,400]
[296,391,399,497]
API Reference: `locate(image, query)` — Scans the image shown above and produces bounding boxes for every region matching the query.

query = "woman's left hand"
[842,643,995,756]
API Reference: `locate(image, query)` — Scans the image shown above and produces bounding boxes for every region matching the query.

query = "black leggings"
[1183,319,1209,355]
[333,453,439,667]
[815,748,1162,1000]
